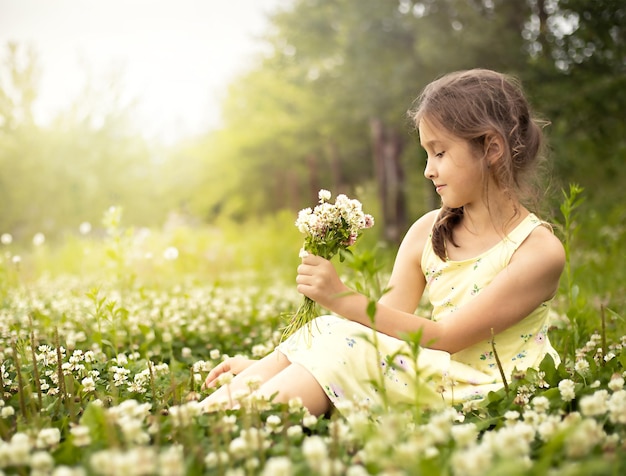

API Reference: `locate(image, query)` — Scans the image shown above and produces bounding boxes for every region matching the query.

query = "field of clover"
[0,186,624,476]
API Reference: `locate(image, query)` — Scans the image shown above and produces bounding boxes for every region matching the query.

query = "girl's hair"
[408,69,547,260]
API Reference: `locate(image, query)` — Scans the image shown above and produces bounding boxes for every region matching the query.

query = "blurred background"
[0,0,624,253]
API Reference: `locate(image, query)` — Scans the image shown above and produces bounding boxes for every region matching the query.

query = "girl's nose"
[424,159,436,179]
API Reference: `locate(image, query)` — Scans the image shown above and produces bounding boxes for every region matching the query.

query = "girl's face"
[418,118,486,209]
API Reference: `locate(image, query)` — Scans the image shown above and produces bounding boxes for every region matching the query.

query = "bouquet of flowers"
[281,189,374,340]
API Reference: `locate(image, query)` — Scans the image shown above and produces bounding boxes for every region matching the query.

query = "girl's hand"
[201,356,256,390]
[296,254,351,309]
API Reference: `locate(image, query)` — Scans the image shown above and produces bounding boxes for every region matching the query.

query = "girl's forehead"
[418,118,454,143]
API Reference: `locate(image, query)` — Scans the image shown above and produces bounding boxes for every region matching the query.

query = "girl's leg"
[201,350,290,408]
[255,361,331,416]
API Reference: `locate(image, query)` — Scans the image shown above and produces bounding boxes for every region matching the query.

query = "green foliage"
[0,186,625,474]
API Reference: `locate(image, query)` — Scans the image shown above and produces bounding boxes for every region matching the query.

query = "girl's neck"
[461,194,526,237]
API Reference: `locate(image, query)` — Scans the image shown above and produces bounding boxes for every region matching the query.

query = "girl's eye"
[435,151,445,158]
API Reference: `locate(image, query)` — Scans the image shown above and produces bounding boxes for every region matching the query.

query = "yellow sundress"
[276,213,561,409]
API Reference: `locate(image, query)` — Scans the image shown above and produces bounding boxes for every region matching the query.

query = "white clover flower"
[79,221,92,235]
[302,413,318,428]
[608,374,624,391]
[12,255,21,265]
[163,246,179,260]
[1,233,12,245]
[287,425,303,439]
[579,390,609,417]
[318,189,332,202]
[158,445,184,476]
[558,378,576,402]
[30,450,54,472]
[531,396,550,413]
[1,406,15,418]
[266,414,282,433]
[33,232,46,246]
[564,418,606,458]
[216,371,233,386]
[36,427,61,449]
[261,456,293,476]
[204,451,229,468]
[607,389,626,424]
[574,359,590,374]
[209,349,221,360]
[302,435,328,467]
[229,437,249,459]
[451,422,478,448]
[451,444,493,476]
[181,347,192,358]
[70,425,91,447]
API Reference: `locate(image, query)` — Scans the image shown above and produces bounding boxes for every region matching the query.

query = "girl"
[201,69,565,416]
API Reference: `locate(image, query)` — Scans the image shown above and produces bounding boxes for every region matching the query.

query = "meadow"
[0,187,624,475]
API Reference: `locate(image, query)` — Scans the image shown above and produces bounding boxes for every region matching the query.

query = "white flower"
[209,349,221,360]
[558,379,576,402]
[1,233,12,245]
[163,246,179,260]
[574,359,590,374]
[262,456,293,476]
[607,389,626,424]
[36,427,61,449]
[33,232,46,246]
[579,390,609,417]
[531,396,550,413]
[1,406,15,418]
[451,423,478,448]
[302,435,328,466]
[79,221,92,235]
[158,445,185,476]
[608,374,624,391]
[318,189,332,202]
[71,425,92,447]
[30,451,54,472]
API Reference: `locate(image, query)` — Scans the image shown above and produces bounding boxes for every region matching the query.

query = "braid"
[432,207,464,261]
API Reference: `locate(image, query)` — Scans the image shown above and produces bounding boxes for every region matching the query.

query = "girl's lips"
[435,184,446,193]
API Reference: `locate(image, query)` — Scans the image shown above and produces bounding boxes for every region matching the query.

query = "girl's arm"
[296,219,565,354]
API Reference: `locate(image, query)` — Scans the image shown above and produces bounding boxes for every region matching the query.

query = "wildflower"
[266,414,282,432]
[287,425,303,439]
[261,456,293,476]
[1,406,15,418]
[1,233,12,245]
[204,451,229,469]
[216,372,233,386]
[531,396,550,413]
[163,246,179,260]
[71,425,91,447]
[558,379,576,402]
[564,418,606,458]
[79,221,92,235]
[608,374,624,391]
[302,435,328,468]
[31,450,54,473]
[302,413,318,428]
[209,349,221,360]
[159,445,185,476]
[607,390,626,424]
[579,390,609,417]
[36,427,61,449]
[283,190,374,339]
[33,232,46,246]
[574,359,590,375]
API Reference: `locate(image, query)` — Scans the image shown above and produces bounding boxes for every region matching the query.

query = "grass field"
[0,189,624,475]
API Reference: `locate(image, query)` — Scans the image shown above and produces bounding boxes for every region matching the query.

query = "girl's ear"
[484,133,504,166]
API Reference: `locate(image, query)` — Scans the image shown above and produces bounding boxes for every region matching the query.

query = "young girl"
[201,69,565,416]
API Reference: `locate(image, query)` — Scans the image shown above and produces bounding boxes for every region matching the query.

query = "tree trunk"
[369,117,407,244]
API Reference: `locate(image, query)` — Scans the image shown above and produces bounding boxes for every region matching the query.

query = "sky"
[0,0,281,142]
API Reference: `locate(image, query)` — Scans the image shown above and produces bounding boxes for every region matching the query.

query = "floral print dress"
[276,213,560,410]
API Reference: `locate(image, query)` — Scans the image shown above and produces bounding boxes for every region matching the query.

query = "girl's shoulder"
[396,209,440,256]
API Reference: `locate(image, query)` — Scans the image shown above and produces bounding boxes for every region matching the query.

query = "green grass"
[0,190,623,475]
